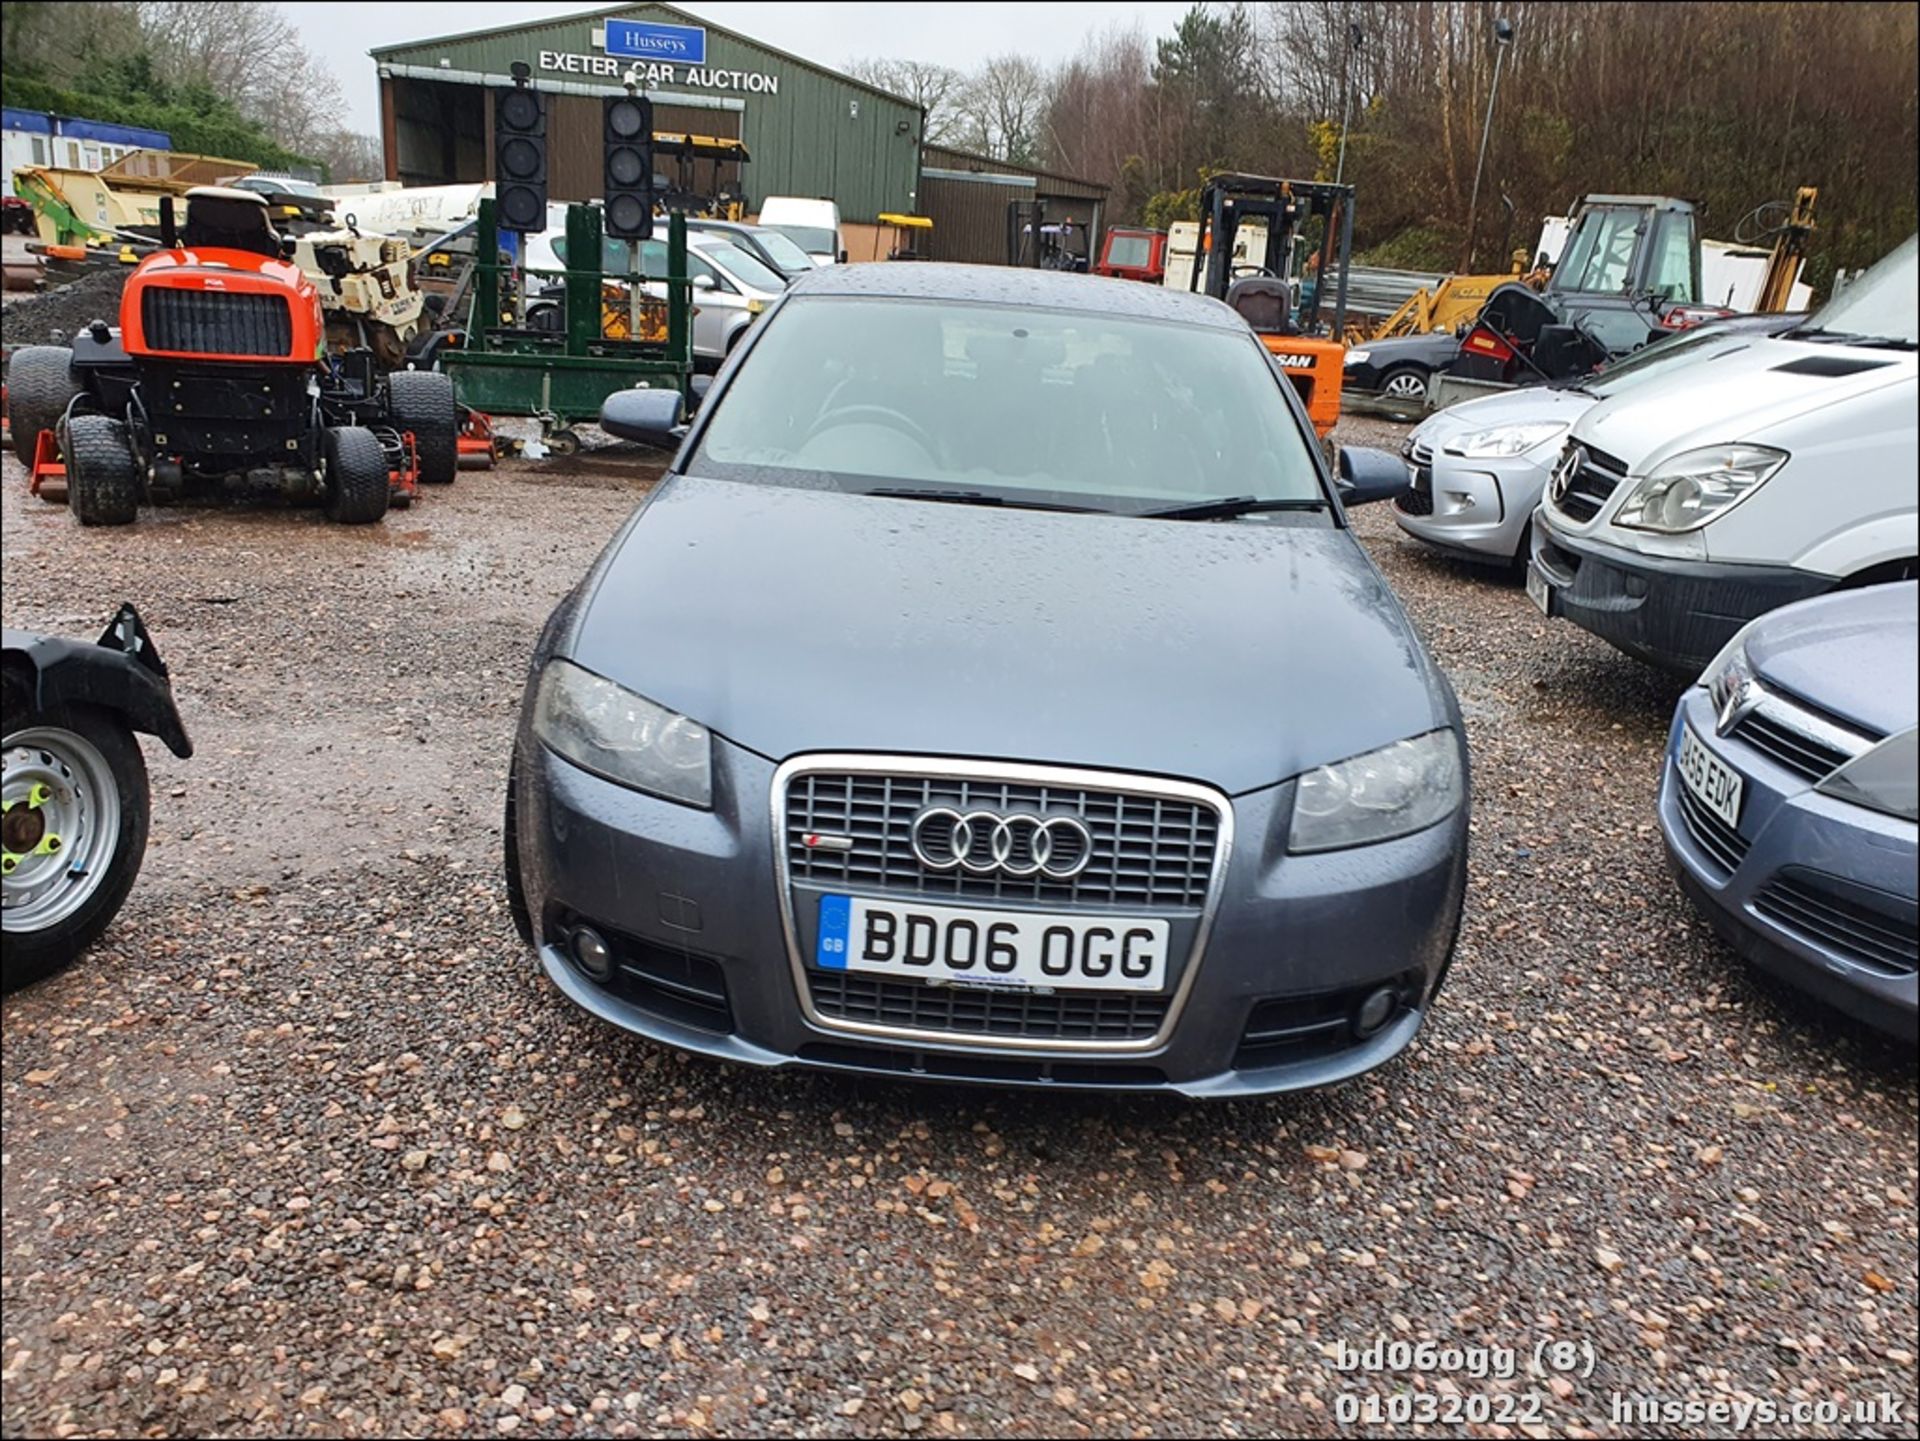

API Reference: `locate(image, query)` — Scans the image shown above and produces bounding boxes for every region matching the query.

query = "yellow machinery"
[873,212,933,261]
[651,133,751,219]
[1755,187,1817,314]
[14,149,254,246]
[1365,251,1530,342]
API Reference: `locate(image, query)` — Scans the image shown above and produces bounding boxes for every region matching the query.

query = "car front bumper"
[1657,690,1918,1041]
[512,735,1468,1097]
[1529,513,1832,675]
[1393,449,1549,565]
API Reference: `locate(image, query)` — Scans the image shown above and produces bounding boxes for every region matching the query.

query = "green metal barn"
[370,2,923,223]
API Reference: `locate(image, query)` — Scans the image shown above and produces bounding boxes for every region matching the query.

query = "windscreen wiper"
[1138,496,1330,521]
[863,487,1099,513]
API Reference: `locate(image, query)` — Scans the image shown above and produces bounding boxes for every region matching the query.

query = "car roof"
[785,262,1243,328]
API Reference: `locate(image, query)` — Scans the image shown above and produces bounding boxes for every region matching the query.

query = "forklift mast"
[1191,174,1355,339]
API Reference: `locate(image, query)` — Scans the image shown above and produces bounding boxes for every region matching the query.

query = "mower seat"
[181,186,284,260]
[1225,277,1296,335]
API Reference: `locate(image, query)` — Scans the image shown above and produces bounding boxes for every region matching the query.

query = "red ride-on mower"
[5,187,458,526]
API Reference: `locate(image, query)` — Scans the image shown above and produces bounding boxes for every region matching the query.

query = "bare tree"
[956,55,1049,163]
[306,130,384,185]
[136,1,346,160]
[845,57,966,144]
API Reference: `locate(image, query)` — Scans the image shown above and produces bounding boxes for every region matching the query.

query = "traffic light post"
[604,86,656,346]
[494,62,547,233]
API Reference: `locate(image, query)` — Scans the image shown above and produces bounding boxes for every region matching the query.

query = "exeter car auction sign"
[538,20,781,94]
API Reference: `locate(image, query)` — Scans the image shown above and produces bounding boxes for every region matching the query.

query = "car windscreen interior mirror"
[600,387,686,450]
[1336,446,1411,505]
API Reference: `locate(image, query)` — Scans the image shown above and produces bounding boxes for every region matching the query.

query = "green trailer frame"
[440,201,694,445]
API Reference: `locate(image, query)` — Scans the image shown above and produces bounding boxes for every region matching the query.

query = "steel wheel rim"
[1383,372,1426,399]
[2,725,122,933]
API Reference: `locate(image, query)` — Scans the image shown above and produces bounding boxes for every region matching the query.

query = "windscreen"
[1802,235,1919,346]
[751,228,814,272]
[691,297,1324,513]
[1554,207,1644,294]
[769,223,837,255]
[699,241,786,293]
[1105,234,1154,268]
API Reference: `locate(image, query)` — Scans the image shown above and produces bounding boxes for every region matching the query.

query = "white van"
[756,196,843,264]
[1529,234,1918,675]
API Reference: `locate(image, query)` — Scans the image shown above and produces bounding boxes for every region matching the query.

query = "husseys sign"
[539,18,781,94]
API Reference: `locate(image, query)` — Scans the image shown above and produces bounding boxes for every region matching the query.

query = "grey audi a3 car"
[505,264,1469,1096]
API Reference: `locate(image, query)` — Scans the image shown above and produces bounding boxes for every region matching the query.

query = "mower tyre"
[64,415,141,526]
[322,425,390,524]
[9,345,80,466]
[2,667,152,991]
[387,370,459,484]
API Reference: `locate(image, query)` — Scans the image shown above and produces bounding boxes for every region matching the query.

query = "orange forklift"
[1191,174,1354,438]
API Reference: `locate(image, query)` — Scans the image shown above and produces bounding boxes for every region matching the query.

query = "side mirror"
[691,273,716,291]
[600,386,687,451]
[837,249,849,264]
[1335,446,1411,506]
[687,373,714,410]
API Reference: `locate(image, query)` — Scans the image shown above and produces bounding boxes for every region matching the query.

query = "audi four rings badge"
[909,807,1094,879]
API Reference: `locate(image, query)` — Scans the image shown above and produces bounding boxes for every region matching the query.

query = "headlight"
[1452,421,1567,458]
[533,659,712,808]
[1288,729,1463,853]
[1701,625,1757,720]
[1343,349,1371,366]
[1815,727,1918,822]
[1613,444,1788,533]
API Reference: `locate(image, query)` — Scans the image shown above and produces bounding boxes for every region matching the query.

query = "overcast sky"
[293,1,1195,135]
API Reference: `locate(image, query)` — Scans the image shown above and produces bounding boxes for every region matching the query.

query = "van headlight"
[1816,728,1918,822]
[1288,729,1463,853]
[1613,444,1788,533]
[534,660,713,808]
[1453,421,1567,458]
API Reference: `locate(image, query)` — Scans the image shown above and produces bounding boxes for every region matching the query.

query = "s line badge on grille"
[801,832,854,852]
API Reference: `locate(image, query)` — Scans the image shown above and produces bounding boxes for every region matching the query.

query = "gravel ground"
[2,268,131,345]
[2,416,1915,1440]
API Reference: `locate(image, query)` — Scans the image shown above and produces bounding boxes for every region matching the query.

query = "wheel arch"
[1,630,192,758]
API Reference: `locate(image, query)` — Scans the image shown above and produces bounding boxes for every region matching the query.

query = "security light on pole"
[1463,16,1515,272]
[1334,21,1365,187]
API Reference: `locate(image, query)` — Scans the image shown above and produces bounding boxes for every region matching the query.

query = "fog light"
[571,926,614,982]
[1354,985,1399,1037]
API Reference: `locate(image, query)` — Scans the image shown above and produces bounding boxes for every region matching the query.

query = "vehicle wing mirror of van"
[691,273,716,291]
[838,249,849,264]
[600,386,687,450]
[1335,446,1411,506]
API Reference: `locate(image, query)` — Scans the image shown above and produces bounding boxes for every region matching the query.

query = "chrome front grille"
[1397,440,1436,515]
[784,771,1220,908]
[1675,783,1751,877]
[141,288,294,357]
[1726,683,1874,784]
[1552,443,1628,523]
